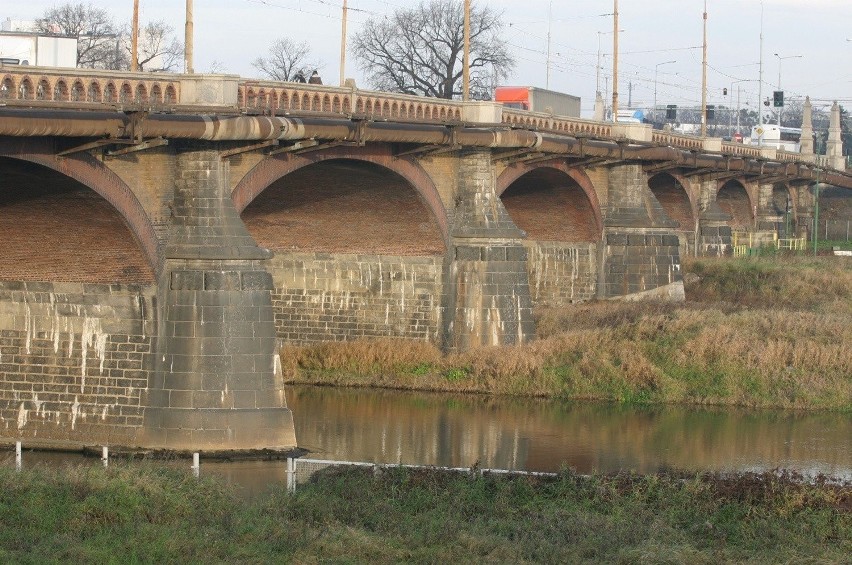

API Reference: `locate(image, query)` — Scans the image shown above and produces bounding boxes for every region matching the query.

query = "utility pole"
[758,0,764,129]
[628,80,632,108]
[131,0,139,72]
[339,0,348,86]
[463,0,471,101]
[545,1,552,89]
[701,0,708,137]
[612,0,619,122]
[185,0,194,74]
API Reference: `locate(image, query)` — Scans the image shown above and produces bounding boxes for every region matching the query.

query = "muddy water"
[7,385,850,495]
[288,386,852,479]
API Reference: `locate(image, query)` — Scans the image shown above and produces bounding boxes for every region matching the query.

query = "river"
[9,385,851,494]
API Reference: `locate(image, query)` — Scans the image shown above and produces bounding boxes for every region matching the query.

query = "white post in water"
[192,452,200,478]
[102,446,109,468]
[15,441,22,472]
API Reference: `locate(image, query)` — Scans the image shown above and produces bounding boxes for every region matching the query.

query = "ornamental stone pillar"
[140,143,296,452]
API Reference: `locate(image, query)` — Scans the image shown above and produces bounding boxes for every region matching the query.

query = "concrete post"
[600,163,683,299]
[140,143,296,452]
[695,176,732,256]
[443,149,534,351]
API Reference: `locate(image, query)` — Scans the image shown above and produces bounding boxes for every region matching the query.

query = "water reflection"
[289,386,852,479]
[4,386,849,496]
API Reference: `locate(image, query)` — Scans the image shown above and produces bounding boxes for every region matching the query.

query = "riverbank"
[0,462,847,562]
[281,255,852,411]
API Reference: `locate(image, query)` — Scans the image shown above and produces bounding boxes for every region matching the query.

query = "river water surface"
[287,386,852,479]
[9,385,851,494]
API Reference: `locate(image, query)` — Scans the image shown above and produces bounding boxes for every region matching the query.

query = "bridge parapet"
[0,65,248,107]
[502,107,613,137]
[238,78,464,121]
[720,142,764,159]
[652,131,704,151]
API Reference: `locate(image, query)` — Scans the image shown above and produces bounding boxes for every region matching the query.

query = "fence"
[285,457,559,493]
[814,219,852,242]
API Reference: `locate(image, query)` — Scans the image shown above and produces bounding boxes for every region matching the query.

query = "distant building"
[0,18,76,68]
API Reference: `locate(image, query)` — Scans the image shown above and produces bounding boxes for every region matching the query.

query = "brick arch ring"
[646,170,700,224]
[496,160,604,238]
[0,138,161,273]
[717,178,757,216]
[231,145,450,241]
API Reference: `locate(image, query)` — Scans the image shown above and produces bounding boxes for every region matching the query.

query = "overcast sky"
[4,0,850,117]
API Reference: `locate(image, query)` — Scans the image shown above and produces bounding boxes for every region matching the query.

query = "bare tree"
[35,2,120,69]
[252,38,320,82]
[126,20,183,72]
[352,0,514,99]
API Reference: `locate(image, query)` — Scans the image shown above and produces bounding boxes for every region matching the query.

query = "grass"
[0,462,848,563]
[281,256,852,411]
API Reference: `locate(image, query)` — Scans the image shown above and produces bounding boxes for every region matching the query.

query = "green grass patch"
[0,463,847,563]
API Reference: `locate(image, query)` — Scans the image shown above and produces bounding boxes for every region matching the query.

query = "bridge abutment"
[443,150,535,350]
[139,145,295,451]
[600,164,684,299]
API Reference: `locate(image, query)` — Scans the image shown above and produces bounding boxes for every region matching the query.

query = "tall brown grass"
[281,256,852,410]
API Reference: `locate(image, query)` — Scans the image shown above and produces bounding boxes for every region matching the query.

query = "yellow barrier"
[777,237,806,251]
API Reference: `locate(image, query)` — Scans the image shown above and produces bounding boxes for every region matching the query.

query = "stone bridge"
[0,69,849,452]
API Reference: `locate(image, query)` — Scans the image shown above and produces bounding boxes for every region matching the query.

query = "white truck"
[494,86,581,118]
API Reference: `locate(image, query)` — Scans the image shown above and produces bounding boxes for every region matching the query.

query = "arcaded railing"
[0,65,181,106]
[501,108,613,138]
[0,66,842,171]
[237,79,463,121]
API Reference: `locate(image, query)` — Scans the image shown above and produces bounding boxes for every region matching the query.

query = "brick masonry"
[0,281,154,445]
[270,252,443,344]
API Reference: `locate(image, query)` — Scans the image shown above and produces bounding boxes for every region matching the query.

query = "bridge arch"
[717,179,755,230]
[647,172,697,230]
[0,139,160,277]
[233,145,449,241]
[496,160,603,240]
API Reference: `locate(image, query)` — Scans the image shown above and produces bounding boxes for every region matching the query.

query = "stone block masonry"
[270,252,443,345]
[0,282,154,445]
[526,242,597,306]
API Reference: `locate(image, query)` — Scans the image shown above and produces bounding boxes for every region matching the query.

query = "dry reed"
[280,256,852,410]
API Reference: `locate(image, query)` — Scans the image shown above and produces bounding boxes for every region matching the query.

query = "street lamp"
[596,29,623,95]
[728,78,757,136]
[774,53,803,125]
[654,60,676,121]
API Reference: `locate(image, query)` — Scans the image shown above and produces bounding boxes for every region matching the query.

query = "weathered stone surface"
[140,146,295,452]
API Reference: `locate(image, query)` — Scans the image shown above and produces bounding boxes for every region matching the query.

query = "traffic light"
[773,91,784,107]
[723,87,728,96]
[706,105,715,120]
[665,104,677,119]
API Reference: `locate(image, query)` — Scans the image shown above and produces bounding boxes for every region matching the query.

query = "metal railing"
[285,457,558,493]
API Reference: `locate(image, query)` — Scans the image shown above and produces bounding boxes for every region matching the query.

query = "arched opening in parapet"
[0,157,155,284]
[499,167,601,242]
[241,159,446,255]
[648,173,695,229]
[717,180,753,230]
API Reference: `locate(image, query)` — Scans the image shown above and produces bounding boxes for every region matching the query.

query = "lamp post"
[611,0,619,122]
[654,60,676,121]
[773,53,803,126]
[729,79,757,136]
